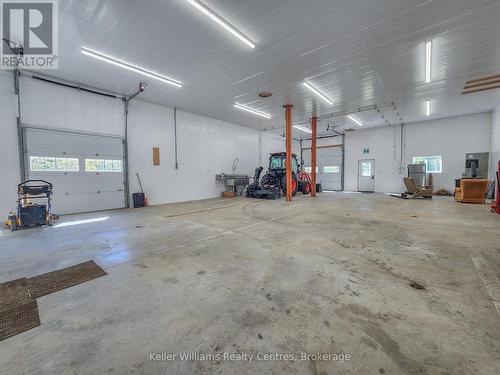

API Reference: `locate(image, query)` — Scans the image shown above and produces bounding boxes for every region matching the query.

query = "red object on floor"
[492,160,500,214]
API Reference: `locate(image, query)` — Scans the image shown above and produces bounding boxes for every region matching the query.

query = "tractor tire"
[301,181,311,195]
[281,175,298,196]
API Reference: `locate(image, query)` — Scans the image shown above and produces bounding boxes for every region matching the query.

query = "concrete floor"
[0,193,499,375]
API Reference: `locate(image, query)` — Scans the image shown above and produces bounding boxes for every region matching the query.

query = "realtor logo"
[1,0,58,69]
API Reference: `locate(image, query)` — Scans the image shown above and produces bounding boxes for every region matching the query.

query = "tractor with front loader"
[247,152,312,199]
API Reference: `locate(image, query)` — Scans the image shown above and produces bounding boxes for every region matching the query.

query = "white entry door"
[303,146,343,190]
[358,159,375,192]
[23,127,126,214]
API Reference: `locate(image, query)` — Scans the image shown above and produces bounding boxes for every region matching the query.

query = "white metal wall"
[344,113,492,193]
[127,100,288,205]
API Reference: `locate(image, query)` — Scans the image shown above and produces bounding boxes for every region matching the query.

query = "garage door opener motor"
[4,180,58,231]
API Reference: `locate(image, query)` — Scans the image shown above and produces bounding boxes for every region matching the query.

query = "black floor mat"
[27,260,107,298]
[0,278,32,309]
[0,279,40,341]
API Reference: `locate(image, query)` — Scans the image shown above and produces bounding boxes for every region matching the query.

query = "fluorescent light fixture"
[234,103,271,119]
[425,40,432,83]
[293,125,312,134]
[185,0,255,48]
[54,216,109,228]
[347,114,363,126]
[81,47,182,87]
[426,100,431,116]
[303,81,333,105]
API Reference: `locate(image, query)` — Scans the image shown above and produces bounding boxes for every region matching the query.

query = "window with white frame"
[30,156,80,172]
[412,156,442,173]
[361,161,372,177]
[85,159,123,172]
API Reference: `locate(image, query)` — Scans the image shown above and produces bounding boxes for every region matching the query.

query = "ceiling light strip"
[185,0,255,48]
[81,47,182,87]
[303,81,333,105]
[425,41,432,83]
[234,103,271,119]
[347,115,363,126]
[293,125,312,134]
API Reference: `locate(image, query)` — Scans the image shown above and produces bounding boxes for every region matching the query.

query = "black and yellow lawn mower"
[5,180,58,231]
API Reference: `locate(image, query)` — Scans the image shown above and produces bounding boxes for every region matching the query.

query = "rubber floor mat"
[27,260,107,298]
[0,278,32,310]
[0,300,40,341]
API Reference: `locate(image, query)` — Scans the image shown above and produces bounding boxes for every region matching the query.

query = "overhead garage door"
[23,127,126,215]
[303,145,343,191]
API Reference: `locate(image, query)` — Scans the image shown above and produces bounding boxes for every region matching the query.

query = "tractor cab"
[268,152,299,174]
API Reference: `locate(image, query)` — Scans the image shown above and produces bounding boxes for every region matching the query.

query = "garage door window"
[323,166,340,173]
[30,156,80,172]
[304,166,318,173]
[85,159,123,172]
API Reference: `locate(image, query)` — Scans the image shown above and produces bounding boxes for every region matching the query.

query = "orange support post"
[311,116,317,197]
[284,104,293,202]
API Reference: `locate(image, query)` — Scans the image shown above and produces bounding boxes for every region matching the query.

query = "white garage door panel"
[45,174,123,192]
[25,129,123,157]
[26,174,123,193]
[64,191,124,213]
[303,146,343,191]
[24,128,125,215]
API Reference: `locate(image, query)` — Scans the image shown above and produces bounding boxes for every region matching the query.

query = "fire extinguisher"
[491,160,500,214]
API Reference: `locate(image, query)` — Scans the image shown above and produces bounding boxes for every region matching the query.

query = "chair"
[454,179,488,204]
[403,177,433,199]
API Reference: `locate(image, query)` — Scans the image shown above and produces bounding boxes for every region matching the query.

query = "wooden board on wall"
[153,147,160,166]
